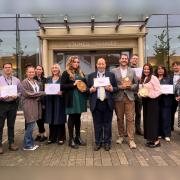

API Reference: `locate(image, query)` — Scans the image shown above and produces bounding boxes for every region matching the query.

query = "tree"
[153,30,175,71]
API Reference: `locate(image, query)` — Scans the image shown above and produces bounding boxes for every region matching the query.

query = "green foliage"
[153,30,175,70]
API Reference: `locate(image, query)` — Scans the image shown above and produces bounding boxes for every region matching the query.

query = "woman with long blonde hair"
[45,64,66,145]
[61,56,87,149]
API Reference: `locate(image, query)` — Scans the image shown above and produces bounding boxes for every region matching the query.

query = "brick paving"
[0,110,180,167]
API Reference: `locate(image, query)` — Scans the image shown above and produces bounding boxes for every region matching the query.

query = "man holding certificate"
[87,58,118,151]
[112,54,138,149]
[0,63,21,154]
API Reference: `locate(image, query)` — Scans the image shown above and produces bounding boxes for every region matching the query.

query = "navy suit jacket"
[87,71,119,112]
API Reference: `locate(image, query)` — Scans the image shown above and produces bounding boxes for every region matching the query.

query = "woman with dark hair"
[34,65,47,142]
[155,65,173,142]
[61,56,87,149]
[138,63,161,148]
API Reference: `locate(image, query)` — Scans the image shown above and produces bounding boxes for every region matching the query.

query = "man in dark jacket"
[87,58,118,151]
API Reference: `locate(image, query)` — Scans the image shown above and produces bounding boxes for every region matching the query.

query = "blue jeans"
[23,121,35,148]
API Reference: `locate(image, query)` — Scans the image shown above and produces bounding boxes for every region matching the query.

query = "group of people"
[0,54,179,154]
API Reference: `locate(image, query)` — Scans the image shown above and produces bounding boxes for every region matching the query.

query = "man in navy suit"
[87,58,118,151]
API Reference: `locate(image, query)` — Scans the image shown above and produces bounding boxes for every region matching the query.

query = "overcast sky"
[1,0,180,15]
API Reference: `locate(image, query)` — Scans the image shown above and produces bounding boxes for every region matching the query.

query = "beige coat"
[21,78,45,123]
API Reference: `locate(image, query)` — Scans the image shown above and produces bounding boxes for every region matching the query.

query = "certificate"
[45,84,60,95]
[160,85,174,94]
[94,77,110,87]
[133,68,143,77]
[0,85,17,97]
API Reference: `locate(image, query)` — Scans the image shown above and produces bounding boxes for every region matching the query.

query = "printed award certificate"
[160,85,174,94]
[0,85,17,97]
[45,84,60,95]
[94,77,110,87]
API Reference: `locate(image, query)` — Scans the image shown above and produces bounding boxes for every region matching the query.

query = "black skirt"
[142,97,159,141]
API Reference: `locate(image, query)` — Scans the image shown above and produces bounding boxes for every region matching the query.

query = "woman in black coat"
[155,65,173,142]
[34,65,47,142]
[45,64,66,145]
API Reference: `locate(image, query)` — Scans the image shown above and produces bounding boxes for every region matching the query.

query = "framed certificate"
[0,85,17,97]
[45,84,60,95]
[160,85,174,94]
[94,77,110,87]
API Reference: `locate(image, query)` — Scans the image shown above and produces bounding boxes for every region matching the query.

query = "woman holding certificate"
[155,65,173,142]
[61,56,87,149]
[21,65,45,150]
[45,64,66,145]
[139,64,161,148]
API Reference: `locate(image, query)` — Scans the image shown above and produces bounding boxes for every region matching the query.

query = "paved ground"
[0,110,180,167]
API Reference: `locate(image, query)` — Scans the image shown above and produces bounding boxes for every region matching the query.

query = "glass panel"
[168,15,180,26]
[0,18,16,30]
[19,31,39,79]
[54,52,66,71]
[0,31,17,76]
[147,15,167,27]
[169,27,180,68]
[19,18,38,30]
[146,28,168,68]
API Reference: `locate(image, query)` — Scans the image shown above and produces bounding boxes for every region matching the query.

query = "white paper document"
[133,68,143,77]
[45,84,60,95]
[94,77,110,87]
[0,85,17,97]
[160,85,174,94]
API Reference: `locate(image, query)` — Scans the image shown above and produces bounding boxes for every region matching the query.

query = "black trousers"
[0,101,18,145]
[171,97,178,130]
[92,99,113,145]
[134,95,142,131]
[49,124,66,142]
[68,114,81,140]
[36,109,46,134]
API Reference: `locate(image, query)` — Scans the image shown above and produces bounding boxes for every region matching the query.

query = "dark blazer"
[45,76,66,125]
[61,70,87,108]
[87,71,119,112]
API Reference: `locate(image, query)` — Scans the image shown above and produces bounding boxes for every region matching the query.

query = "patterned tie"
[99,86,105,101]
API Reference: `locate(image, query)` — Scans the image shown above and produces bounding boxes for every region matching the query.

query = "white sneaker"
[23,145,39,151]
[129,140,137,149]
[165,137,170,142]
[158,136,162,139]
[116,137,124,144]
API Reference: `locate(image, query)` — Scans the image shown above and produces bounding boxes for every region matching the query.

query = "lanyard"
[4,76,12,85]
[28,80,38,92]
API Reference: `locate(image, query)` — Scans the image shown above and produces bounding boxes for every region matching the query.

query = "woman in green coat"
[61,56,87,149]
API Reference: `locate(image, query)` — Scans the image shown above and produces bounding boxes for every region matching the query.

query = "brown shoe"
[9,143,18,151]
[0,146,4,154]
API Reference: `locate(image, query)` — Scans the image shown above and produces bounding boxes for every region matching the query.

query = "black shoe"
[104,144,111,151]
[47,140,55,145]
[57,140,65,145]
[135,129,143,136]
[39,136,48,142]
[75,137,86,146]
[69,139,79,149]
[35,135,41,141]
[147,142,161,148]
[145,141,154,147]
[94,144,101,151]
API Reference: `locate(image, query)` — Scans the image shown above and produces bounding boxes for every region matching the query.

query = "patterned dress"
[175,79,180,127]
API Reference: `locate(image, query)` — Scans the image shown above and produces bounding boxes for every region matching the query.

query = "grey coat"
[21,78,45,123]
[111,67,138,101]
